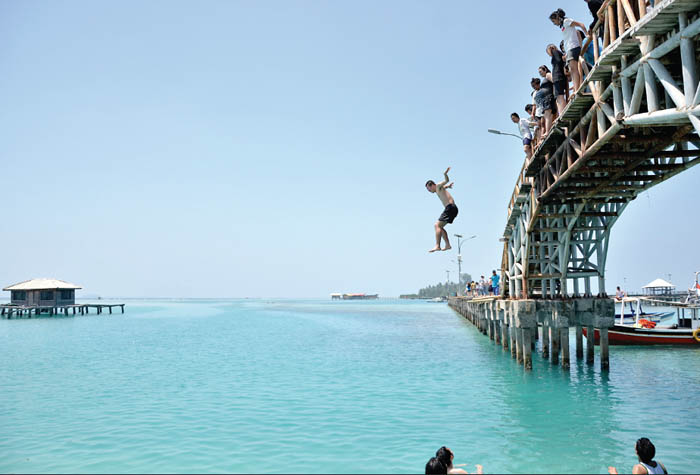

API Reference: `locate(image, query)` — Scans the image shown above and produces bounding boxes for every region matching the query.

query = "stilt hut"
[3,278,81,306]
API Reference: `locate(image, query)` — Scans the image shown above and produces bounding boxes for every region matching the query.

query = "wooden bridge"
[449,0,700,370]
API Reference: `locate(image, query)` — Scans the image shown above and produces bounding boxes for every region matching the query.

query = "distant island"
[400,274,472,299]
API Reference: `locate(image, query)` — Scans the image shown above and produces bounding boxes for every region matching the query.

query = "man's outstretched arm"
[438,167,451,187]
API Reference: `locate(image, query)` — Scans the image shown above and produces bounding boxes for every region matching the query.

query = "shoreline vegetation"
[401,278,471,299]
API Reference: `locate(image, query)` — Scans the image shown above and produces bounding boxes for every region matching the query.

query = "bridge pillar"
[553,301,573,370]
[497,301,508,349]
[586,325,595,365]
[515,327,523,364]
[508,305,517,359]
[575,298,615,368]
[575,325,583,359]
[550,325,560,365]
[511,300,536,369]
[542,321,550,358]
[523,328,532,370]
[560,328,570,369]
[600,327,610,371]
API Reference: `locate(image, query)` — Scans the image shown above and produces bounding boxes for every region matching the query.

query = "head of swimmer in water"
[436,446,454,469]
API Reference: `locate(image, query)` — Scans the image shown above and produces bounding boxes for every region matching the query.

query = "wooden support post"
[510,325,517,359]
[523,329,532,370]
[561,327,570,369]
[494,320,501,345]
[586,326,595,365]
[502,322,509,349]
[542,321,550,358]
[608,5,617,43]
[617,0,625,38]
[121,305,125,314]
[576,325,584,359]
[109,306,112,314]
[600,328,610,370]
[531,327,536,350]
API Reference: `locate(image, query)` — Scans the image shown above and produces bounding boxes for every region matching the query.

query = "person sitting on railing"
[538,65,557,133]
[510,112,535,159]
[546,44,568,116]
[549,8,588,95]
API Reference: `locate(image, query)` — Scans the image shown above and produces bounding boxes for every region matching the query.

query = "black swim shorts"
[439,203,459,224]
[566,46,581,63]
[553,79,567,96]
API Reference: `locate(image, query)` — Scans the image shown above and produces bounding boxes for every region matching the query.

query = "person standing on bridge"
[549,9,588,95]
[546,43,568,115]
[491,270,500,296]
[510,112,535,159]
[426,167,458,253]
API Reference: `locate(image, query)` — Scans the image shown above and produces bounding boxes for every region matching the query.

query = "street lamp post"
[454,234,477,295]
[487,129,522,140]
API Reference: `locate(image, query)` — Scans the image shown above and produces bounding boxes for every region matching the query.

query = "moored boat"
[583,296,700,345]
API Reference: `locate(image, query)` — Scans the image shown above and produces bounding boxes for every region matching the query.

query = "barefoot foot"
[429,246,442,253]
[443,244,452,251]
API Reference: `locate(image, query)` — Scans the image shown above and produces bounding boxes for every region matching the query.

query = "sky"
[1,0,699,298]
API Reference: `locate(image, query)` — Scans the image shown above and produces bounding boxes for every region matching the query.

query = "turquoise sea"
[0,299,698,474]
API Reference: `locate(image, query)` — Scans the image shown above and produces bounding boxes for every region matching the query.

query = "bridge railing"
[507,160,532,218]
[592,0,652,60]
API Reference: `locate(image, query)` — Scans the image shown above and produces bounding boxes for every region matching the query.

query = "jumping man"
[425,167,458,253]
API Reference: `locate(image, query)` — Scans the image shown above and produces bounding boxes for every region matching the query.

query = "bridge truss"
[503,0,700,299]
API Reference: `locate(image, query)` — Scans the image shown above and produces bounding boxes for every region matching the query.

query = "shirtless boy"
[425,167,458,253]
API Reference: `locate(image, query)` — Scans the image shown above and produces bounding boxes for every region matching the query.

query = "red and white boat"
[584,295,700,346]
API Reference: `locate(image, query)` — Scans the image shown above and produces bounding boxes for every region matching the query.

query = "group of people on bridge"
[511,1,613,159]
[464,271,500,298]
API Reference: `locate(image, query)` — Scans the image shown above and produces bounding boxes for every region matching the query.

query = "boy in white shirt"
[511,112,536,159]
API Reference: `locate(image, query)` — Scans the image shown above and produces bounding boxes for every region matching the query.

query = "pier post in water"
[542,320,550,358]
[550,325,560,365]
[515,328,523,364]
[560,327,570,369]
[586,326,595,365]
[522,328,532,370]
[600,328,610,371]
[499,302,508,350]
[575,325,583,359]
[511,300,536,368]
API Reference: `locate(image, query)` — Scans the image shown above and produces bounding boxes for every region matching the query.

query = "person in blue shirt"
[490,270,500,296]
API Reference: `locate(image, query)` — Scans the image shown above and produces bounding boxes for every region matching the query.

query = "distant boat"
[427,296,447,302]
[341,293,378,300]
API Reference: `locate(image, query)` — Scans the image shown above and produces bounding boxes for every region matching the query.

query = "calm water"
[1,299,698,474]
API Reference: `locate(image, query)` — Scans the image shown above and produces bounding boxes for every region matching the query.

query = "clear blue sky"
[2,1,698,298]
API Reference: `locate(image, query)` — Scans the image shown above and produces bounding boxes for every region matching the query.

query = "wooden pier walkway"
[1,303,125,319]
[454,0,700,371]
